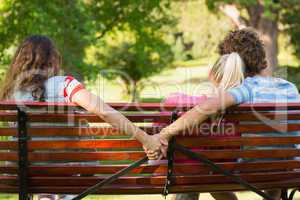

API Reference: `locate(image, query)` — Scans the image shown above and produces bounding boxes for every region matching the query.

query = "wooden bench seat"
[1,102,300,200]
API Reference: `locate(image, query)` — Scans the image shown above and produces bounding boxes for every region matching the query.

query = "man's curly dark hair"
[218,28,267,76]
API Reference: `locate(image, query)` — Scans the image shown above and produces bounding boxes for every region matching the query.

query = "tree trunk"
[221,3,279,76]
[257,19,278,75]
[247,3,279,75]
[131,81,139,103]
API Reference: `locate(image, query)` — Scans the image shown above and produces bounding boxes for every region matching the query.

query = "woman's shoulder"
[46,75,71,83]
[45,75,81,85]
[45,76,84,102]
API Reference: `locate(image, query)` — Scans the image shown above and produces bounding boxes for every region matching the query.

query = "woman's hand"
[143,134,169,160]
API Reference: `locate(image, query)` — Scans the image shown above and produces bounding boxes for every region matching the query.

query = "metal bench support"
[17,109,31,200]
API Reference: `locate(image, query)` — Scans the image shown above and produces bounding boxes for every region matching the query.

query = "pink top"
[163,92,208,106]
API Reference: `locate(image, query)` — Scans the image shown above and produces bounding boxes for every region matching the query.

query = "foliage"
[0,0,174,81]
[85,0,175,101]
[206,0,281,18]
[0,0,91,79]
[171,1,232,61]
[281,1,300,60]
[89,33,174,102]
[281,66,300,90]
[205,0,300,62]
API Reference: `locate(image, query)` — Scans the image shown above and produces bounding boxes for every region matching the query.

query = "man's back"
[228,75,300,104]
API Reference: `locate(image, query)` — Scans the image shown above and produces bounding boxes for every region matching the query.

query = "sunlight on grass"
[85,65,214,102]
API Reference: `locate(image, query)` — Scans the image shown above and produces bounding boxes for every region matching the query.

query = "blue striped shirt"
[228,75,300,104]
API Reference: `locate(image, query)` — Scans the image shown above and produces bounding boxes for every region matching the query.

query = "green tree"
[0,0,91,79]
[171,1,233,62]
[281,1,300,62]
[205,0,300,74]
[90,34,174,102]
[86,0,175,101]
[0,0,174,81]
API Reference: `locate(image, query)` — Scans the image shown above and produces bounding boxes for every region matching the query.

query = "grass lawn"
[86,64,212,102]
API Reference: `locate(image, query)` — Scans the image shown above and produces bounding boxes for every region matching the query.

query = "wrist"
[160,128,172,141]
[136,130,149,144]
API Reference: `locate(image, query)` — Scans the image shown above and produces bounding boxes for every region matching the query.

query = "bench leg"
[281,189,288,200]
[173,193,199,200]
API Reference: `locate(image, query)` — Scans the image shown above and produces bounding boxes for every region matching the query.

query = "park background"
[1,0,300,199]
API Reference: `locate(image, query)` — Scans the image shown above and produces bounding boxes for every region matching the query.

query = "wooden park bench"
[1,101,300,200]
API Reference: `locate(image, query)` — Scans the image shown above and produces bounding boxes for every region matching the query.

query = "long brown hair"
[0,35,61,100]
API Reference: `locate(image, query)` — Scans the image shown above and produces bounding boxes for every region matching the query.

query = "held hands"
[143,134,169,160]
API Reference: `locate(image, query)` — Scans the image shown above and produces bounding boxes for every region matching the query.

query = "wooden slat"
[178,123,300,136]
[174,149,300,160]
[2,160,300,176]
[1,124,299,137]
[0,163,167,175]
[0,112,172,123]
[1,112,299,126]
[2,149,300,162]
[178,112,300,122]
[0,128,16,136]
[23,113,170,123]
[236,123,300,133]
[1,102,300,112]
[2,137,300,150]
[0,126,162,137]
[2,171,300,187]
[2,111,300,123]
[177,136,300,147]
[1,123,299,137]
[225,112,300,122]
[0,184,165,194]
[228,103,300,112]
[0,152,145,161]
[0,139,142,150]
[0,101,178,111]
[2,179,300,194]
[0,112,17,122]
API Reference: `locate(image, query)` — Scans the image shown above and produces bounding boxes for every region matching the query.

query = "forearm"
[72,90,149,144]
[94,105,149,144]
[160,104,211,140]
[160,95,235,140]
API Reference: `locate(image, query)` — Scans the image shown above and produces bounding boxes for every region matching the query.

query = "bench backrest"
[1,102,300,195]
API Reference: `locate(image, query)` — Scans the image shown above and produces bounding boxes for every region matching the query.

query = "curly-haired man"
[219,27,268,76]
[146,28,300,200]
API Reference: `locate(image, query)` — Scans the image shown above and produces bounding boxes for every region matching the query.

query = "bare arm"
[160,92,236,141]
[72,89,159,149]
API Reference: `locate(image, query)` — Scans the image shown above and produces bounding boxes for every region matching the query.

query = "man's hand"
[143,134,169,160]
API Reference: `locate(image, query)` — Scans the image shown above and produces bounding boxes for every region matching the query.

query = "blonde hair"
[210,52,245,91]
[209,53,245,131]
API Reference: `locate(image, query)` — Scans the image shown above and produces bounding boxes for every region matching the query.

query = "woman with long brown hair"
[1,35,159,145]
[1,35,160,200]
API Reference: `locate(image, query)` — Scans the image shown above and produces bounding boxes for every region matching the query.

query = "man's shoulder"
[243,76,297,89]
